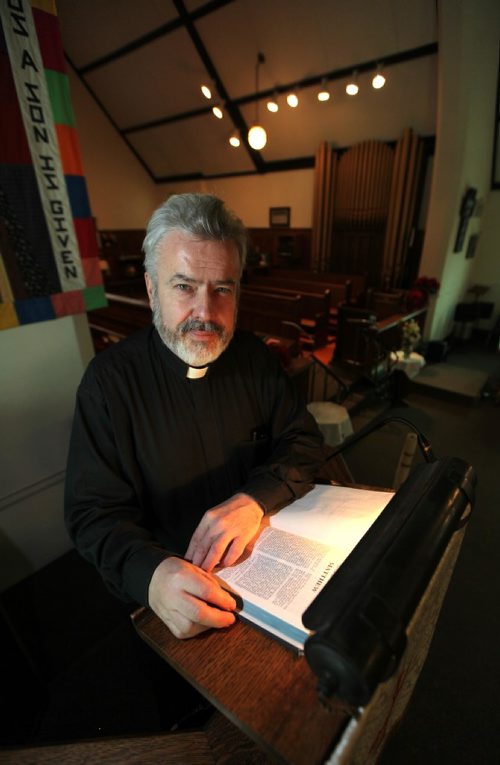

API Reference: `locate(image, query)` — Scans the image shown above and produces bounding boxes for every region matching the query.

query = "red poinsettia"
[413,276,440,295]
[407,276,440,310]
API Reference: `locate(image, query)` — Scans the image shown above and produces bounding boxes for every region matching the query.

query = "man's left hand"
[185,493,264,572]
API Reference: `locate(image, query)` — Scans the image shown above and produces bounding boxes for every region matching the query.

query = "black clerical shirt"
[65,327,326,606]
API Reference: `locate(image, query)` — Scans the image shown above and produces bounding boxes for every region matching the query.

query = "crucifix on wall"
[453,187,477,253]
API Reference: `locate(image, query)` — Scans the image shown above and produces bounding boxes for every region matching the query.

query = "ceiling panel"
[84,28,210,128]
[57,0,178,68]
[128,114,255,179]
[195,0,437,100]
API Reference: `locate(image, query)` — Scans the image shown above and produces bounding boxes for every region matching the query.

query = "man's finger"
[183,593,236,630]
[187,569,237,612]
[195,536,231,572]
[220,537,246,568]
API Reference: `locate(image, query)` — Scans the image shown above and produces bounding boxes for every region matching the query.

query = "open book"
[216,484,394,651]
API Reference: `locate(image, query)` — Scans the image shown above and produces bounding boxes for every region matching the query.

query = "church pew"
[268,268,366,301]
[241,284,330,347]
[238,290,301,334]
[245,273,352,338]
[87,294,151,352]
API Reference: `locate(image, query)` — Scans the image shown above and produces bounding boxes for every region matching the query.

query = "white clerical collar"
[186,365,208,379]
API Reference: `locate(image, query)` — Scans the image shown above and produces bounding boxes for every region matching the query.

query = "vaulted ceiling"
[57,0,438,183]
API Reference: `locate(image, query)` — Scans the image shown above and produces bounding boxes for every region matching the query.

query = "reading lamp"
[327,414,437,464]
[303,419,476,707]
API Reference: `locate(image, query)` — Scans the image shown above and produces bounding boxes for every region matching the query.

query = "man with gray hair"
[65,193,326,640]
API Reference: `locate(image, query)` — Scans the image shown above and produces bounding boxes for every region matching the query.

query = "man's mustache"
[180,319,225,336]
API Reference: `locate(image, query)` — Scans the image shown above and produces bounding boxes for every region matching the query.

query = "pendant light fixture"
[248,52,267,151]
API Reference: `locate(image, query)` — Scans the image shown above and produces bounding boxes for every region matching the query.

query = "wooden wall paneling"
[382,133,405,286]
[393,131,418,285]
[382,128,424,289]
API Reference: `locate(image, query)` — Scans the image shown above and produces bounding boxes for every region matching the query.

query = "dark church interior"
[1,0,500,763]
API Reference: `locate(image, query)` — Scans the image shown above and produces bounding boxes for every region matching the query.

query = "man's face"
[145,230,240,367]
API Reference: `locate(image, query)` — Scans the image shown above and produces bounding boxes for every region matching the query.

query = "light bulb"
[267,99,279,113]
[201,84,212,99]
[318,89,330,102]
[248,125,267,150]
[212,105,223,119]
[372,73,386,89]
[346,82,359,96]
[229,134,240,147]
[286,93,299,108]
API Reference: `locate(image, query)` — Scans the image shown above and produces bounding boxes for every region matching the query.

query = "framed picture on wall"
[269,207,291,227]
[466,233,479,259]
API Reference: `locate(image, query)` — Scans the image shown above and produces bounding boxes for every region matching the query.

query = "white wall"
[469,191,500,333]
[420,0,500,340]
[154,169,315,228]
[0,314,94,591]
[68,67,158,229]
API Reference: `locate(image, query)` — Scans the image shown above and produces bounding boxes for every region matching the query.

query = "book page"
[271,484,394,551]
[217,525,338,648]
[216,484,394,650]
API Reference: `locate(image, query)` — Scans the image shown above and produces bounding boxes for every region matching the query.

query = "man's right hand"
[148,557,237,639]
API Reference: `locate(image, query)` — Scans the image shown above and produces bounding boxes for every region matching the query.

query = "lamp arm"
[327,415,437,464]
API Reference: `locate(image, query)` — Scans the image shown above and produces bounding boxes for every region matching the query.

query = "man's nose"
[192,289,214,320]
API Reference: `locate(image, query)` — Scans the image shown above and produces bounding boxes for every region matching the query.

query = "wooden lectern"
[132,513,469,765]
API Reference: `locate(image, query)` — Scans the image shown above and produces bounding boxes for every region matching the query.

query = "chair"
[333,306,379,369]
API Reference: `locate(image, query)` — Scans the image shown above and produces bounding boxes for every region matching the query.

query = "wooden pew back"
[241,284,329,347]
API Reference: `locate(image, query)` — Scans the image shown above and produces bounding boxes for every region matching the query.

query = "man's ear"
[144,272,154,308]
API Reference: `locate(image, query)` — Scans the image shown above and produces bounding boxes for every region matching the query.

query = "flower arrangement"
[407,276,440,310]
[401,319,421,358]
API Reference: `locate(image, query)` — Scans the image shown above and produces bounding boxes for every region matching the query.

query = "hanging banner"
[0,0,106,330]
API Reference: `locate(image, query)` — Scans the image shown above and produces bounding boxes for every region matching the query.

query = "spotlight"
[317,79,330,102]
[346,73,359,96]
[267,97,279,113]
[229,133,240,147]
[201,84,212,99]
[212,105,223,119]
[372,68,386,89]
[287,92,299,108]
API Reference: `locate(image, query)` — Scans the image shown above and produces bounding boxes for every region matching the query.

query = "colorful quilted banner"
[0,0,106,331]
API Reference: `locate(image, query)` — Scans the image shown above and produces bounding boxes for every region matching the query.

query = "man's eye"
[175,283,192,292]
[215,286,233,295]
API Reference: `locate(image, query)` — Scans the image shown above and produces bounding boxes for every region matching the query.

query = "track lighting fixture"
[317,80,330,102]
[346,72,359,96]
[372,65,386,89]
[286,92,299,108]
[229,132,240,147]
[266,95,279,113]
[201,84,212,99]
[212,105,223,119]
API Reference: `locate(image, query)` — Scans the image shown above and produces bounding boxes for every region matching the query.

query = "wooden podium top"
[132,607,351,765]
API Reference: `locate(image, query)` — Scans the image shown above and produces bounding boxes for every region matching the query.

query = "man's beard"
[151,291,235,367]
